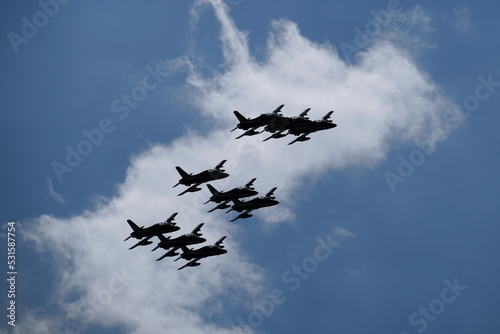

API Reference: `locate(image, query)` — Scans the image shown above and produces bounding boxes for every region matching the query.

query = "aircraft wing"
[208,200,230,213]
[263,129,287,142]
[288,132,312,145]
[177,257,202,270]
[128,236,153,250]
[166,212,178,223]
[156,246,180,261]
[178,183,202,196]
[272,104,285,114]
[215,160,227,170]
[322,111,334,121]
[266,187,277,198]
[235,127,260,139]
[215,236,226,247]
[299,108,311,119]
[230,209,253,222]
[191,223,204,235]
[245,178,257,188]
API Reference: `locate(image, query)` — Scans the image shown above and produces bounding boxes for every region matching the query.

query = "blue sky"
[1,0,499,333]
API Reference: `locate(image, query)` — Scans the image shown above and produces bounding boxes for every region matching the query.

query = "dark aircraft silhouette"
[286,111,337,145]
[226,187,279,222]
[125,213,180,249]
[173,160,229,196]
[175,236,228,270]
[205,178,258,212]
[232,104,285,139]
[153,223,206,261]
[263,110,337,145]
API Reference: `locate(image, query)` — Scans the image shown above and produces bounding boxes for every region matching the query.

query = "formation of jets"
[125,104,338,270]
[126,163,279,269]
[125,212,227,270]
[232,104,337,145]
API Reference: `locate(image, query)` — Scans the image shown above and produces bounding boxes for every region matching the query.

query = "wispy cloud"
[47,177,65,204]
[450,6,473,33]
[20,0,459,333]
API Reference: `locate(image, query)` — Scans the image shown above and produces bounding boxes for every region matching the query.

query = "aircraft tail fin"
[175,166,189,179]
[127,220,141,232]
[207,184,220,196]
[233,111,248,124]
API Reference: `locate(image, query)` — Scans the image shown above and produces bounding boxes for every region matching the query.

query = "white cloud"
[47,176,65,204]
[452,6,473,33]
[21,0,459,333]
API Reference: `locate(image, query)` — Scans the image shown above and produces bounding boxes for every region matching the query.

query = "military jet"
[226,187,279,222]
[153,223,206,261]
[286,111,337,145]
[125,213,180,250]
[175,236,228,270]
[263,110,337,145]
[205,178,258,213]
[173,160,229,196]
[232,104,285,139]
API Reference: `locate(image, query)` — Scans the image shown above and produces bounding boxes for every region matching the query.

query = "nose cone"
[173,225,181,231]
[221,172,229,179]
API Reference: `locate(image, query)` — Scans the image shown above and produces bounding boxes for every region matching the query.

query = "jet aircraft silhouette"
[153,223,206,261]
[175,236,228,270]
[263,110,337,145]
[226,187,279,222]
[125,213,180,249]
[205,178,258,212]
[173,160,229,196]
[232,105,285,139]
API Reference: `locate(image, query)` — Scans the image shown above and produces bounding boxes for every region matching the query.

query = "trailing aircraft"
[175,236,228,270]
[232,104,285,139]
[173,160,229,196]
[153,223,206,261]
[226,187,279,222]
[125,213,180,250]
[205,178,258,212]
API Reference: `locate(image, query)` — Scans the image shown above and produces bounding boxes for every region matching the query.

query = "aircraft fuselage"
[178,169,229,186]
[231,197,279,212]
[130,223,180,239]
[158,234,206,249]
[210,187,258,202]
[181,246,227,260]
